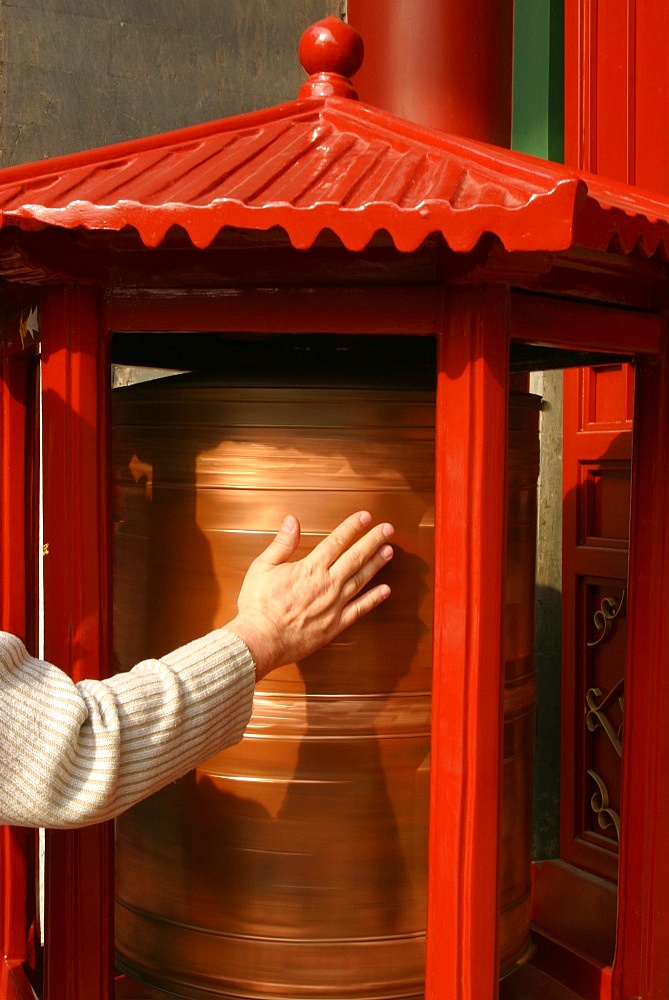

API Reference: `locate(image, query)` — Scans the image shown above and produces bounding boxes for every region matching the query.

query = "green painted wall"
[512,0,564,161]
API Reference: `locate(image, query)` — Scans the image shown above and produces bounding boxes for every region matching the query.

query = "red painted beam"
[511,293,661,355]
[106,285,443,335]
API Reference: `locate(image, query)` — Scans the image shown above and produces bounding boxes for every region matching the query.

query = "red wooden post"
[614,340,669,999]
[1,355,29,637]
[1,302,41,999]
[0,829,38,1000]
[426,285,509,1000]
[39,285,114,1000]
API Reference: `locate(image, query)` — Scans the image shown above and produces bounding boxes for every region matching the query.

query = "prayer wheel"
[111,337,538,998]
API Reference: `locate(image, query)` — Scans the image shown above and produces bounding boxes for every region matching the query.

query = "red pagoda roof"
[0,15,667,260]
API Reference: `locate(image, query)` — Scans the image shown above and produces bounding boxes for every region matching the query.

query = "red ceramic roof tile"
[0,95,667,258]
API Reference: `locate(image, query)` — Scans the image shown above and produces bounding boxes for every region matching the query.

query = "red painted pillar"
[614,340,669,999]
[427,286,510,1000]
[347,0,514,146]
[1,297,41,998]
[39,285,114,1000]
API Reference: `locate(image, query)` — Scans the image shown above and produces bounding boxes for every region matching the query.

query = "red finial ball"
[298,16,364,100]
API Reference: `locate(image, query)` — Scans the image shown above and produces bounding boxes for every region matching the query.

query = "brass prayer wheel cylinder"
[111,341,539,998]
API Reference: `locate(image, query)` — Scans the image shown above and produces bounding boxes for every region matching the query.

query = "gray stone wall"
[529,369,563,860]
[0,0,342,166]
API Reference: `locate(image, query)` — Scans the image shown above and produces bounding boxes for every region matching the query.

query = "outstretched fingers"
[337,537,394,605]
[310,511,395,572]
[309,511,377,567]
[327,517,395,584]
[339,580,392,632]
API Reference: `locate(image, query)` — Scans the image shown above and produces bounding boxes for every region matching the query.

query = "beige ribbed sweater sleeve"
[0,629,256,829]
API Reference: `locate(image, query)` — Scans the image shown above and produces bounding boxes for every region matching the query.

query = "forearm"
[0,629,255,829]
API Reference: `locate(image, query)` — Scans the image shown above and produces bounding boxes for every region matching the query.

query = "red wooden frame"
[107,283,513,1000]
[4,281,669,1000]
[513,305,669,1000]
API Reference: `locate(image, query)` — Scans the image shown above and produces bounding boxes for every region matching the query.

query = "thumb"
[256,515,301,567]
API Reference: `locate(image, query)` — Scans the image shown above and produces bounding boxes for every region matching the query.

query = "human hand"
[227,511,394,679]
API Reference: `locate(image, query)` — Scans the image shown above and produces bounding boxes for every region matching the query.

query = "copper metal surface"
[112,353,538,998]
